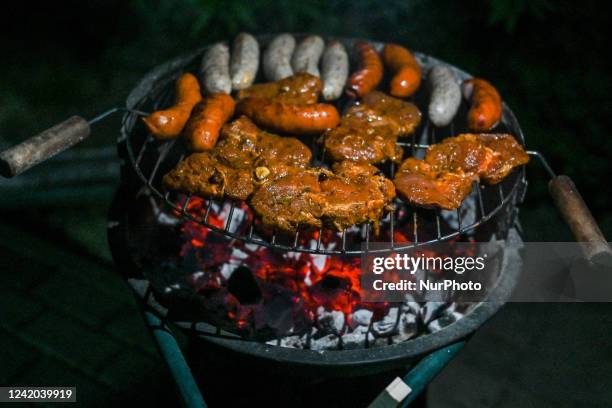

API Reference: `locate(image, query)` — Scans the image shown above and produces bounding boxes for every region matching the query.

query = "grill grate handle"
[549,175,612,266]
[0,116,90,178]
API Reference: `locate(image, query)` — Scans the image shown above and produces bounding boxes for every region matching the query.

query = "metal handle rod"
[528,150,612,266]
[0,107,148,178]
[144,311,207,408]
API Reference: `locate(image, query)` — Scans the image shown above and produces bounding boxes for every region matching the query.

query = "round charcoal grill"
[2,34,609,386]
[106,35,529,374]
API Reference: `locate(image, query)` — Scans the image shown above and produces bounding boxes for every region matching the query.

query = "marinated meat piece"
[237,72,322,104]
[393,158,474,210]
[256,130,312,168]
[393,133,529,209]
[214,115,261,169]
[324,120,403,163]
[362,91,422,136]
[250,167,326,231]
[324,105,403,163]
[332,161,381,178]
[468,134,529,184]
[323,92,420,164]
[162,153,254,201]
[163,116,312,202]
[425,134,529,184]
[216,116,312,169]
[320,164,395,233]
[250,165,395,232]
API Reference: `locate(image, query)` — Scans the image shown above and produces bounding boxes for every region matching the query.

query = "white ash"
[393,312,419,343]
[311,253,329,273]
[351,309,373,328]
[342,325,369,349]
[372,307,399,336]
[317,307,345,334]
[273,335,304,348]
[428,310,464,333]
[310,334,340,351]
[272,301,471,351]
[419,301,448,324]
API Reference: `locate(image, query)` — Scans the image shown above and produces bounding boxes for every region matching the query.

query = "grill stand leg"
[144,311,207,408]
[368,341,466,408]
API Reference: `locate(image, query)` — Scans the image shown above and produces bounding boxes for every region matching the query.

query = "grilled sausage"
[201,43,231,94]
[321,41,349,101]
[462,78,502,131]
[347,41,383,98]
[230,33,260,91]
[237,97,340,135]
[263,33,296,81]
[428,65,461,127]
[142,73,202,139]
[382,43,421,98]
[291,35,325,77]
[184,93,236,151]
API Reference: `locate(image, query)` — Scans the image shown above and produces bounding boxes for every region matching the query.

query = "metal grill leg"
[368,341,465,408]
[144,311,207,408]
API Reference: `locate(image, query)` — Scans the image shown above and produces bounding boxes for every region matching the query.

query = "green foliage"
[487,0,556,32]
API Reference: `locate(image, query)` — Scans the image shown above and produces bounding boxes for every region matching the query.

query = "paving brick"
[0,224,123,295]
[0,328,39,384]
[0,246,54,290]
[0,287,46,327]
[31,267,128,326]
[97,348,161,390]
[46,208,114,263]
[20,311,123,373]
[103,306,157,355]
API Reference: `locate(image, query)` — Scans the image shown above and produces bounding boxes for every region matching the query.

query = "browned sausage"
[382,43,421,98]
[347,41,383,98]
[184,93,236,151]
[236,97,340,135]
[462,78,502,131]
[142,73,202,139]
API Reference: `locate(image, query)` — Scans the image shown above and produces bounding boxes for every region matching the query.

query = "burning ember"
[147,196,475,350]
[176,197,391,337]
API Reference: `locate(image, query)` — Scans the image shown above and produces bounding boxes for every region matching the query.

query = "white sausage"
[321,41,349,101]
[428,65,461,127]
[263,33,295,81]
[291,35,325,77]
[201,42,231,94]
[230,33,260,91]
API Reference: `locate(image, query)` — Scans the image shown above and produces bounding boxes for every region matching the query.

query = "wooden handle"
[0,116,90,178]
[549,175,612,266]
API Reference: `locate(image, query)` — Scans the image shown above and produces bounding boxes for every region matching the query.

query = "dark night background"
[1,1,611,407]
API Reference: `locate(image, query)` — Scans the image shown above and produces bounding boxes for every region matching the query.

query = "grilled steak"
[394,133,528,209]
[324,91,420,164]
[163,116,312,200]
[394,158,474,210]
[425,133,529,184]
[250,162,395,232]
[162,152,254,200]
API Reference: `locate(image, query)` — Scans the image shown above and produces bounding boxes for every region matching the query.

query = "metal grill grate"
[119,45,527,256]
